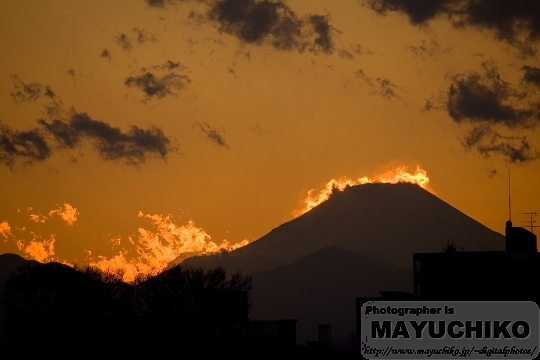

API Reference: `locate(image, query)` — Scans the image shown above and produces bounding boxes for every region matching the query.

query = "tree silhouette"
[1,261,252,354]
[131,265,252,350]
[442,239,465,252]
[1,262,122,352]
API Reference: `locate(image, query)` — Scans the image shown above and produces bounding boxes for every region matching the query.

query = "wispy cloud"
[461,125,539,163]
[114,28,159,52]
[193,121,229,148]
[522,65,540,88]
[100,48,111,60]
[354,69,403,101]
[248,123,271,136]
[372,77,403,101]
[10,76,56,103]
[405,37,452,60]
[354,69,374,86]
[114,32,133,51]
[124,60,190,101]
[0,122,51,167]
[133,27,158,44]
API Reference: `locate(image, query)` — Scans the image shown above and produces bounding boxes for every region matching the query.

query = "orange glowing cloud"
[48,203,78,225]
[294,165,431,216]
[0,221,11,240]
[89,212,250,282]
[26,203,79,225]
[21,234,56,262]
[29,214,47,223]
[5,204,249,280]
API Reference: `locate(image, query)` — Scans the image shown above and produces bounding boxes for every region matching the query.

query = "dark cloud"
[146,0,178,7]
[308,14,333,53]
[125,60,190,100]
[147,0,335,53]
[146,0,164,6]
[0,113,174,168]
[461,125,539,163]
[447,62,540,129]
[10,76,66,118]
[365,0,540,54]
[338,45,363,60]
[354,69,374,86]
[405,38,452,59]
[422,99,435,111]
[114,29,158,52]
[187,9,208,25]
[132,27,158,44]
[481,167,498,178]
[208,0,300,48]
[114,32,133,51]
[100,49,111,60]
[354,69,403,100]
[124,72,188,99]
[455,0,540,53]
[351,44,363,55]
[37,119,80,148]
[10,76,56,103]
[54,112,171,164]
[372,77,403,100]
[248,123,271,136]
[423,63,540,162]
[157,60,183,70]
[193,121,229,148]
[0,122,51,168]
[43,99,65,118]
[39,112,174,165]
[366,0,452,24]
[522,65,540,88]
[338,49,353,59]
[421,93,446,112]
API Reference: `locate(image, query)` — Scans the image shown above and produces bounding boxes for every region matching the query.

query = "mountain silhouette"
[250,245,413,344]
[182,183,504,273]
[0,253,38,348]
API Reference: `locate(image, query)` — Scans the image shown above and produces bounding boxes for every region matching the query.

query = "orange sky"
[1,0,539,274]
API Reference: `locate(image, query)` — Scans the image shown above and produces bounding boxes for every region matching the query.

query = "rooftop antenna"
[508,169,512,222]
[522,211,538,233]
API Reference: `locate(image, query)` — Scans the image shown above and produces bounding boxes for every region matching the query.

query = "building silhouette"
[356,221,540,348]
[414,220,539,301]
[248,319,297,348]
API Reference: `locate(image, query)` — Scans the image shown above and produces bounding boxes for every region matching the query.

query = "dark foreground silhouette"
[1,260,361,358]
[1,262,255,355]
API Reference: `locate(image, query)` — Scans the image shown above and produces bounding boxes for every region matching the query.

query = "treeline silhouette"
[1,262,252,355]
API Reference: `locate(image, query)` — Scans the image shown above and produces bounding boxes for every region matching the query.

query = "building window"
[414,260,420,273]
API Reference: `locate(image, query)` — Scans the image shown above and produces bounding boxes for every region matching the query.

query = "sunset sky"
[1,0,539,277]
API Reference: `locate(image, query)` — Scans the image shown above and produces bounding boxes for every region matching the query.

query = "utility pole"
[508,169,512,222]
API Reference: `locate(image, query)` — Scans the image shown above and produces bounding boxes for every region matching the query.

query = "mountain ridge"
[182,182,505,273]
[250,245,413,343]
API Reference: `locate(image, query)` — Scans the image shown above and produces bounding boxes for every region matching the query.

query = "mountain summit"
[183,183,504,273]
